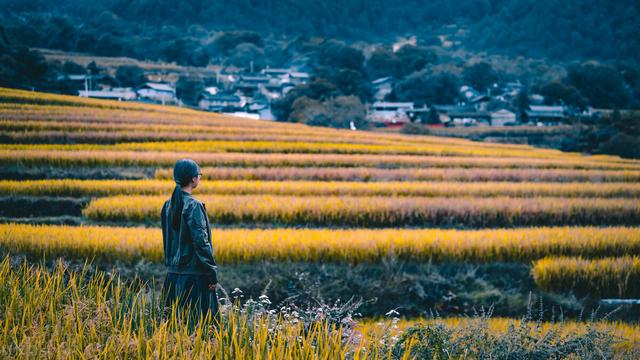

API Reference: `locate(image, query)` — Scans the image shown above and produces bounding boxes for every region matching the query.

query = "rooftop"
[139,82,175,92]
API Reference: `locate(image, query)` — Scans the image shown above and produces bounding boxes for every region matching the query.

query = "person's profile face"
[192,171,202,189]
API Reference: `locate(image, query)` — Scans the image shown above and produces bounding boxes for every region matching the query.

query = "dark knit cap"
[173,159,200,187]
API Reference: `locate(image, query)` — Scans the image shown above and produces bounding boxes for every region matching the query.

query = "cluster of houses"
[196,69,310,119]
[367,77,591,127]
[61,67,311,120]
[61,68,590,127]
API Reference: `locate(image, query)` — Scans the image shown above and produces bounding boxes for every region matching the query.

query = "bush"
[598,133,640,159]
[389,315,617,359]
[400,122,430,135]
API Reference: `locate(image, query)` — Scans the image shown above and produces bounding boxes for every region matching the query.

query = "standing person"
[161,158,219,320]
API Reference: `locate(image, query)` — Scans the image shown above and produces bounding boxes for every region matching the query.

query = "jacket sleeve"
[160,202,167,262]
[185,202,218,284]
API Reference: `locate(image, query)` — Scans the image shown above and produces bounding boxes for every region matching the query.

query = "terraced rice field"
[1,87,639,357]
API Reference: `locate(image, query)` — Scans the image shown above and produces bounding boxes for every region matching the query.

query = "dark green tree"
[226,43,264,70]
[394,45,437,77]
[365,47,401,79]
[115,65,147,87]
[208,31,264,56]
[390,71,460,105]
[538,81,587,108]
[463,62,498,92]
[176,75,204,106]
[566,63,632,108]
[272,78,339,121]
[315,68,372,101]
[315,40,364,72]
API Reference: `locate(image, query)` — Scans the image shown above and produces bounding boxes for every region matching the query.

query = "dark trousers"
[163,272,218,320]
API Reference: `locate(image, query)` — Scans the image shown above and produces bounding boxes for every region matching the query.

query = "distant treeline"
[1,0,639,61]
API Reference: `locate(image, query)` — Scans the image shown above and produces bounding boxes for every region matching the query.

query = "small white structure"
[78,88,137,101]
[198,93,245,111]
[368,102,414,124]
[261,68,291,77]
[491,109,517,126]
[224,112,260,120]
[136,82,177,105]
[204,86,219,96]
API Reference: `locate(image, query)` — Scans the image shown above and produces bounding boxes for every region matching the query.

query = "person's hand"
[208,283,217,291]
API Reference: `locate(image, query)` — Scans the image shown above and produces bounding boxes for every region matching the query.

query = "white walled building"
[136,83,177,105]
[491,109,517,126]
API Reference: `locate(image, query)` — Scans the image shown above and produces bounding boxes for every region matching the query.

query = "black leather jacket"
[161,191,218,285]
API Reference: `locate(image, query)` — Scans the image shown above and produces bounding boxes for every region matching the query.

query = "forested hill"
[2,0,639,61]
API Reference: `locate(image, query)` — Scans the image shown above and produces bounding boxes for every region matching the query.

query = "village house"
[239,74,270,85]
[405,106,435,124]
[447,110,491,127]
[368,102,414,125]
[260,68,310,85]
[495,81,524,100]
[145,70,182,84]
[207,68,309,101]
[261,68,291,77]
[247,100,276,120]
[253,84,283,101]
[136,82,177,105]
[431,104,473,124]
[214,70,242,90]
[58,74,109,91]
[78,87,137,101]
[468,95,491,111]
[525,105,567,125]
[490,109,517,126]
[235,74,272,96]
[197,93,245,112]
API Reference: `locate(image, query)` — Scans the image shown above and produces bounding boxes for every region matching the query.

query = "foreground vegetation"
[1,257,637,359]
[0,256,353,359]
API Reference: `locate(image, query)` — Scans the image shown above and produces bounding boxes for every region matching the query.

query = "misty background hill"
[2,0,639,61]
